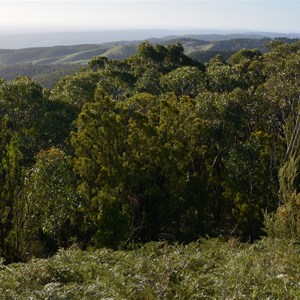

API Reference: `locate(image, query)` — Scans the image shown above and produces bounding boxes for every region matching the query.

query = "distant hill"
[157,37,273,57]
[0,33,298,87]
[100,45,137,59]
[0,36,290,67]
[0,30,299,49]
[0,45,111,65]
[0,64,81,88]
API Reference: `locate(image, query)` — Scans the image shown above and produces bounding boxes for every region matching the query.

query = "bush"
[1,238,300,299]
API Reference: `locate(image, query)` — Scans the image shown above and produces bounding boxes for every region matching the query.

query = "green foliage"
[0,64,80,88]
[23,147,80,248]
[264,125,300,240]
[1,39,300,262]
[0,134,24,262]
[206,56,240,92]
[263,41,300,240]
[1,238,300,299]
[135,68,162,95]
[207,49,264,92]
[72,90,210,246]
[160,66,206,97]
[50,70,100,109]
[0,77,79,261]
[225,132,279,240]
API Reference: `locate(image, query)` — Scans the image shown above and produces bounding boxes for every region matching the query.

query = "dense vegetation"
[0,64,80,88]
[2,238,300,299]
[0,39,300,271]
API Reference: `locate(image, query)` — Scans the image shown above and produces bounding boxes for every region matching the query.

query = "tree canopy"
[0,40,300,262]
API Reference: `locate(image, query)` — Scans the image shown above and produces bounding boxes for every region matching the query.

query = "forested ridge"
[0,39,300,270]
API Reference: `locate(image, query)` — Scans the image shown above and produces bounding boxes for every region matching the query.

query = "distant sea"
[0,29,299,49]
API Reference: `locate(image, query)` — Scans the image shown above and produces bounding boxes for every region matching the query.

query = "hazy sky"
[0,1,299,34]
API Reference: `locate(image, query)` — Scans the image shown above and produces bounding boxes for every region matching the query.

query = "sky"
[0,0,299,34]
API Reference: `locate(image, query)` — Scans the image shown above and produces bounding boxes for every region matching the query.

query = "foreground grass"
[1,238,300,299]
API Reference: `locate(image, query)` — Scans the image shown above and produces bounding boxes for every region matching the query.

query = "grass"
[101,45,137,59]
[54,47,110,64]
[1,238,300,299]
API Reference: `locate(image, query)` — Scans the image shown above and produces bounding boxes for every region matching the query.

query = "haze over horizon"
[0,1,299,36]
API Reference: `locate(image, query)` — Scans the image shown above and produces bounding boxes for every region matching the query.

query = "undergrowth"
[1,238,300,299]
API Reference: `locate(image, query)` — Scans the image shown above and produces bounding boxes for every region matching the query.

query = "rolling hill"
[0,36,279,66]
[0,33,298,87]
